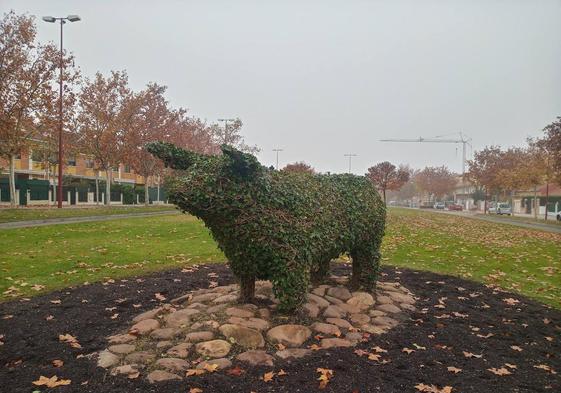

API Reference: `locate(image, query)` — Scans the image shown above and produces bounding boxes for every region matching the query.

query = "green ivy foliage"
[147,142,386,312]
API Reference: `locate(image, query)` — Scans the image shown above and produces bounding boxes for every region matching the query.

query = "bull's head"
[146,141,264,219]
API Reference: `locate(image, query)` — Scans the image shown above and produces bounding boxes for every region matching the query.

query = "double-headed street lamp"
[42,14,81,208]
[272,148,283,170]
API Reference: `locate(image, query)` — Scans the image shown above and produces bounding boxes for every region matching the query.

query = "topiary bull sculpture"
[147,142,386,312]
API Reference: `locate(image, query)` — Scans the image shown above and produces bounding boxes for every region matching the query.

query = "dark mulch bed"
[1,264,560,393]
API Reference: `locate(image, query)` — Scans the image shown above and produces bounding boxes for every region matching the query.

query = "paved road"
[0,210,180,229]
[432,209,561,234]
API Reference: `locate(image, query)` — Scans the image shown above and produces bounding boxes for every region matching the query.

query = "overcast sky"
[5,0,561,174]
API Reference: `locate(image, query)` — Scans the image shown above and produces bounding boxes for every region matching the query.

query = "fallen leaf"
[367,353,381,361]
[50,300,61,304]
[402,348,415,354]
[413,343,426,350]
[462,351,482,359]
[510,346,523,352]
[502,298,519,306]
[276,343,286,351]
[226,366,245,376]
[505,363,517,369]
[415,383,453,393]
[32,375,71,387]
[533,364,557,374]
[317,368,333,390]
[278,369,288,376]
[46,315,54,321]
[59,334,82,349]
[447,366,462,374]
[203,363,219,373]
[263,371,275,382]
[488,367,511,376]
[372,346,387,353]
[190,388,203,393]
[155,293,166,301]
[186,369,206,376]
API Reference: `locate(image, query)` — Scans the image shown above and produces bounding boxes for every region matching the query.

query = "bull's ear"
[146,141,197,170]
[221,145,261,178]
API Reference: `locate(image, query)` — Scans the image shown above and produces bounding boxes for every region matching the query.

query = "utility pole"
[43,14,81,208]
[344,153,357,173]
[217,118,235,145]
[272,148,283,170]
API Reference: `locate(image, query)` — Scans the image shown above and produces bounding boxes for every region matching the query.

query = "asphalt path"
[0,210,180,229]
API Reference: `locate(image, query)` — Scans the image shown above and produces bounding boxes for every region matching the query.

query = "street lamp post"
[42,14,81,208]
[272,148,283,170]
[344,153,357,173]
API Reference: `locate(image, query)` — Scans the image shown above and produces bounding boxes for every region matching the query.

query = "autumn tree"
[466,146,504,212]
[0,11,72,206]
[282,161,315,174]
[542,117,561,185]
[365,161,410,203]
[415,166,457,202]
[76,71,131,205]
[122,83,172,205]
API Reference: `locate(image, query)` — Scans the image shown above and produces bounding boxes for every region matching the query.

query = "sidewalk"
[0,210,180,230]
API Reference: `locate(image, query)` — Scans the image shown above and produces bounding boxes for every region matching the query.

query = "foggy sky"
[4,0,561,174]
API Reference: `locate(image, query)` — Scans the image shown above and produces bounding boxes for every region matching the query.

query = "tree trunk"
[382,188,386,205]
[144,183,149,206]
[510,190,515,217]
[105,169,111,205]
[239,275,255,303]
[95,171,99,205]
[8,154,17,208]
[484,192,488,214]
[545,182,549,221]
[533,186,538,219]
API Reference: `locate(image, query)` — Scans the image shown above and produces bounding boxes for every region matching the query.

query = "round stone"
[276,348,312,360]
[311,322,341,336]
[207,304,227,314]
[323,305,346,318]
[150,328,179,340]
[156,341,173,349]
[108,334,137,344]
[350,313,371,325]
[306,293,330,309]
[196,358,232,370]
[165,309,200,328]
[325,295,344,305]
[97,350,119,368]
[132,307,163,323]
[191,292,220,303]
[338,303,362,314]
[155,357,190,372]
[227,317,270,331]
[190,320,220,331]
[345,332,363,342]
[389,293,415,305]
[187,302,207,310]
[185,331,215,343]
[108,344,136,355]
[236,350,274,366]
[111,364,139,377]
[258,308,271,319]
[129,318,159,335]
[125,351,156,364]
[213,294,238,304]
[369,310,387,317]
[320,338,353,348]
[225,307,254,318]
[195,339,231,358]
[166,343,192,358]
[303,302,320,318]
[360,324,386,334]
[325,318,353,329]
[376,304,401,314]
[400,303,416,312]
[266,324,312,347]
[327,286,352,301]
[371,316,399,328]
[347,292,375,309]
[219,324,265,348]
[375,295,393,305]
[147,370,182,383]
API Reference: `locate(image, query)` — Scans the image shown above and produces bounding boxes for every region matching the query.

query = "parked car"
[447,203,463,211]
[488,203,512,215]
[556,213,561,222]
[433,202,445,210]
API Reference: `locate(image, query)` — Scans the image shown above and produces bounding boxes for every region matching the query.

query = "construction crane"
[380,132,472,174]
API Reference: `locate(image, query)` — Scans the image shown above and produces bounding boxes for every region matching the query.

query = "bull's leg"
[350,248,380,292]
[310,260,330,285]
[239,274,256,304]
[272,263,310,313]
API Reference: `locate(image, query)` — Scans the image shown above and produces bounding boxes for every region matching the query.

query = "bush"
[147,142,386,312]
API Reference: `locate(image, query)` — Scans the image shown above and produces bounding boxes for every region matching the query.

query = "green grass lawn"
[475,212,561,227]
[1,208,560,308]
[384,208,561,308]
[0,205,176,223]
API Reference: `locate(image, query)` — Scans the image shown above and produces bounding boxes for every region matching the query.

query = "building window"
[124,165,131,173]
[67,156,76,166]
[84,159,94,169]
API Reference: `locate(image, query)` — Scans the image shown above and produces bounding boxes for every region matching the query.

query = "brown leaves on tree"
[32,375,71,388]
